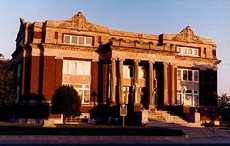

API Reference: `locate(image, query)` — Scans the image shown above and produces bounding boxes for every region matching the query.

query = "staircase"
[148,110,201,128]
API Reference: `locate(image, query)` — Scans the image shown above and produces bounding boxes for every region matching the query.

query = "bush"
[51,85,81,116]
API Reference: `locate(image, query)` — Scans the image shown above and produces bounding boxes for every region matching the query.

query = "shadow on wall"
[16,93,49,119]
[0,93,49,121]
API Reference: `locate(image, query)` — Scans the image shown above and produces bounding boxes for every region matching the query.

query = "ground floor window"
[176,90,199,107]
[74,84,90,104]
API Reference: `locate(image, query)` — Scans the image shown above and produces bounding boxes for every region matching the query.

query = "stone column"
[110,58,116,105]
[171,64,176,105]
[134,60,140,104]
[118,58,124,104]
[148,61,155,109]
[163,63,169,105]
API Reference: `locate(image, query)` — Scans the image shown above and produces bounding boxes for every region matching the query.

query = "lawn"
[0,123,184,136]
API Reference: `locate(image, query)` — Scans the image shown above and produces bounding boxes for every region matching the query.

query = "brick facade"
[12,12,220,115]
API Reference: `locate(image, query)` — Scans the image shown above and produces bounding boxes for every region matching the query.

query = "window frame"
[63,34,93,46]
[177,46,200,57]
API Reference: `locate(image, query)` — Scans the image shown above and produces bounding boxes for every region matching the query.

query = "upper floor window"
[177,46,200,57]
[63,34,93,46]
[63,60,91,75]
[138,66,145,79]
[177,68,199,82]
[123,65,131,79]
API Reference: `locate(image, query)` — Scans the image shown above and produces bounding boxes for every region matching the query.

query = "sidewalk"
[0,135,230,144]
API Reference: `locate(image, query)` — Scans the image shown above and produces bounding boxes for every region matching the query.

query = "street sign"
[120,104,127,117]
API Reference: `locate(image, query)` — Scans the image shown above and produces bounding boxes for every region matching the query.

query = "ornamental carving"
[172,26,203,43]
[58,11,109,33]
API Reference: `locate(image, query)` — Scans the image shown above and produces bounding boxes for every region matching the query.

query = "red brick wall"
[90,61,98,98]
[42,56,56,101]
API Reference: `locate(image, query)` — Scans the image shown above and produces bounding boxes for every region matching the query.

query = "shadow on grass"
[0,126,184,136]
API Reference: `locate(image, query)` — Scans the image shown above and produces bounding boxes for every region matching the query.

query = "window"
[138,66,145,79]
[176,89,199,107]
[86,37,93,46]
[63,35,70,44]
[212,50,216,58]
[177,46,200,57]
[204,48,207,58]
[123,65,131,79]
[193,49,198,56]
[63,34,93,46]
[78,36,84,45]
[188,70,192,81]
[177,70,181,80]
[193,70,199,81]
[177,69,199,82]
[63,60,91,75]
[74,84,90,104]
[183,70,188,80]
[72,36,78,44]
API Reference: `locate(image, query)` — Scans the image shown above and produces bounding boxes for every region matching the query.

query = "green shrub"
[51,85,81,116]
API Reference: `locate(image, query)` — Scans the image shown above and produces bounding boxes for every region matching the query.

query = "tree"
[218,94,230,109]
[217,94,230,121]
[0,53,4,58]
[51,85,81,116]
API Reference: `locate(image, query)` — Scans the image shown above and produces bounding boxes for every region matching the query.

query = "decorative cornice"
[58,11,109,33]
[172,26,203,43]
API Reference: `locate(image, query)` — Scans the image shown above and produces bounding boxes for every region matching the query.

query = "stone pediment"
[172,26,203,43]
[58,11,109,33]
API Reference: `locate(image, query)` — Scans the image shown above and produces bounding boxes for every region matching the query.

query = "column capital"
[111,57,117,61]
[117,57,125,62]
[148,60,155,64]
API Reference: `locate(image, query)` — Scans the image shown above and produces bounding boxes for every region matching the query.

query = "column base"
[149,105,156,111]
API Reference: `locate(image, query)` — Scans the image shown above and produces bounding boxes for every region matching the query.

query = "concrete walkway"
[0,135,230,145]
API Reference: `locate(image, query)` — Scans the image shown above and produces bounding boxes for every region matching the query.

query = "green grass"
[0,125,184,136]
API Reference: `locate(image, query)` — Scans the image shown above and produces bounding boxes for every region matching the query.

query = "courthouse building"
[12,12,220,116]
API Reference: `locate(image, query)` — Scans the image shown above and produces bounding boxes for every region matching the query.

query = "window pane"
[63,60,69,74]
[84,90,90,103]
[123,65,130,79]
[69,61,77,74]
[177,69,181,80]
[177,94,182,105]
[188,70,192,81]
[85,37,92,46]
[182,48,187,54]
[183,70,187,80]
[72,36,78,44]
[76,61,91,75]
[177,47,181,53]
[194,95,199,106]
[194,70,199,81]
[193,49,198,56]
[64,35,70,43]
[188,48,192,54]
[78,36,84,45]
[138,66,145,79]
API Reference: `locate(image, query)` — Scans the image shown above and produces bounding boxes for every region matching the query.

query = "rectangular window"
[177,46,200,57]
[63,34,93,46]
[188,70,193,81]
[183,70,188,80]
[193,49,199,56]
[63,60,91,75]
[188,48,192,55]
[74,84,90,104]
[63,35,71,44]
[177,69,181,80]
[123,65,131,79]
[72,36,78,44]
[78,36,84,45]
[193,70,199,81]
[138,66,145,79]
[85,37,93,46]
